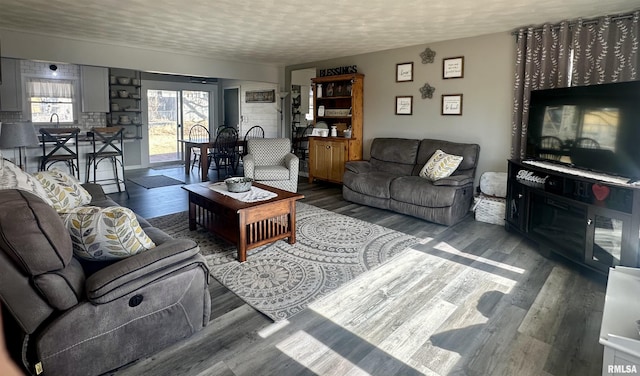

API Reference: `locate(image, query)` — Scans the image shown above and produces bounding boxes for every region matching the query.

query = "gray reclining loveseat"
[343,138,480,225]
[0,184,211,376]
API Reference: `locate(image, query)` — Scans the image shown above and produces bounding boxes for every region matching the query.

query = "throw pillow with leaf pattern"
[0,158,54,206]
[32,169,92,212]
[419,149,463,181]
[59,206,156,261]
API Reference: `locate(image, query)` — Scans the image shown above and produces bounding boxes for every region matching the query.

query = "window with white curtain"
[27,78,76,123]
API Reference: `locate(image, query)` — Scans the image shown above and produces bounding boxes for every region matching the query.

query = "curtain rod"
[511,10,638,36]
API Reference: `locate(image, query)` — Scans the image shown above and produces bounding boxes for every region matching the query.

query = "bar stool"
[39,127,81,179]
[86,127,128,196]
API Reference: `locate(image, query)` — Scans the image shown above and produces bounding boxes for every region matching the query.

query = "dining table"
[178,138,246,182]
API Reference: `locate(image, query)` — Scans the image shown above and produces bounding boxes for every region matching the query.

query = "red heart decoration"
[592,184,610,201]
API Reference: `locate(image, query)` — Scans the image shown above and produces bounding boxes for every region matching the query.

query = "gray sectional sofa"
[0,183,211,376]
[343,138,480,225]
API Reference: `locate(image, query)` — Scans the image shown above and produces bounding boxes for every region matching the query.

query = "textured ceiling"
[0,0,638,66]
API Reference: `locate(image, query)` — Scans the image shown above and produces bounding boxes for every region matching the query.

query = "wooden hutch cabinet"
[308,73,364,184]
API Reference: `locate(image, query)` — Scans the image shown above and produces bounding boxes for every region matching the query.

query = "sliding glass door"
[182,90,210,142]
[147,89,180,163]
[143,81,216,166]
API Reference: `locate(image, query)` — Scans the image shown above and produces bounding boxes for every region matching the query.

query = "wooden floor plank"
[518,266,575,344]
[110,169,607,376]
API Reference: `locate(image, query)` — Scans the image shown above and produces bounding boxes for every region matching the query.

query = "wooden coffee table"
[182,182,304,262]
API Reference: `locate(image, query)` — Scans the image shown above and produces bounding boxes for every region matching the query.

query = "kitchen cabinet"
[309,138,347,183]
[80,65,109,113]
[0,57,23,111]
[108,69,142,139]
[309,73,364,183]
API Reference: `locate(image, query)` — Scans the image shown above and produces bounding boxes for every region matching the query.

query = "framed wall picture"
[441,94,463,115]
[245,90,275,103]
[396,62,413,82]
[395,96,413,115]
[443,56,464,79]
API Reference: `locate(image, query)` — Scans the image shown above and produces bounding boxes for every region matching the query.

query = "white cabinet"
[80,65,109,113]
[0,58,23,111]
[600,267,640,375]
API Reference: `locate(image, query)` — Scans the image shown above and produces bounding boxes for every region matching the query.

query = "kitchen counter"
[23,135,140,194]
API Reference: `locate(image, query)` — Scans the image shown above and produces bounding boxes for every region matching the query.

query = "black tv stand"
[506,159,640,274]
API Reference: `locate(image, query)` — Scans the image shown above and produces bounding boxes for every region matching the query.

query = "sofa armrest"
[81,183,108,202]
[284,153,299,179]
[243,154,255,178]
[85,238,205,303]
[432,175,474,187]
[284,153,298,167]
[345,161,371,174]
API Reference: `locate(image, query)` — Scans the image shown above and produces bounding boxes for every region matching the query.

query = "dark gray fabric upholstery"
[343,185,391,209]
[370,138,420,164]
[144,226,175,245]
[344,160,372,174]
[81,183,108,202]
[413,139,480,177]
[0,190,72,275]
[432,175,474,186]
[0,185,211,376]
[86,240,202,303]
[370,138,420,176]
[343,137,480,226]
[342,170,397,199]
[0,250,54,334]
[33,258,85,310]
[390,176,457,207]
[390,185,475,226]
[37,265,210,376]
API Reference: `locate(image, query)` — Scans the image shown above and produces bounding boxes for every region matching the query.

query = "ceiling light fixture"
[49,64,58,77]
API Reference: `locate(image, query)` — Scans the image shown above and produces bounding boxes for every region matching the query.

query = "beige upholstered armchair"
[243,138,299,192]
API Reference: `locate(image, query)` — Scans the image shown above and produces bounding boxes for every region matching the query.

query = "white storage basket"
[473,194,506,226]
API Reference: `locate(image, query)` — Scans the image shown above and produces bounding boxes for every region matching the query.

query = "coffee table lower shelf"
[184,183,303,262]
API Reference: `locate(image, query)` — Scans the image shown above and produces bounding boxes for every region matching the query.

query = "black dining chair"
[574,137,600,149]
[293,125,314,161]
[211,127,239,178]
[39,127,81,179]
[242,125,265,156]
[188,124,210,171]
[538,136,563,160]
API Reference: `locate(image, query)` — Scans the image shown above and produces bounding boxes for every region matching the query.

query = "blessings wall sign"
[318,65,358,77]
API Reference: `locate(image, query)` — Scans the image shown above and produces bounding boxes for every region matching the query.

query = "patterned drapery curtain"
[511,10,640,159]
[511,23,571,159]
[572,11,639,85]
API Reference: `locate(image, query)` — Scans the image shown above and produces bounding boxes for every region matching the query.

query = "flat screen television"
[526,80,640,181]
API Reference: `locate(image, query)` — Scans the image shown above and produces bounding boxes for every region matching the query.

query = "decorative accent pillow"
[59,206,156,261]
[0,159,54,206]
[32,169,92,212]
[419,149,464,181]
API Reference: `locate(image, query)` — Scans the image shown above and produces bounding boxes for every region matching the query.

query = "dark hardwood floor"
[111,165,607,376]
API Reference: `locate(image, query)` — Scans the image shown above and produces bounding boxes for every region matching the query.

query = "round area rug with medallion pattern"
[148,202,419,321]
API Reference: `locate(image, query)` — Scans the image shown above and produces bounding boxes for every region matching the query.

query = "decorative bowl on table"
[224,177,253,193]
